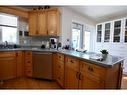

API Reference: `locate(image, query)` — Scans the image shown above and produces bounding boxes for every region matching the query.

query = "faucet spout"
[4,41,8,47]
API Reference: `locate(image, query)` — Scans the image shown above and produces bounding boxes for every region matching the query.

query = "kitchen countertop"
[0,48,125,68]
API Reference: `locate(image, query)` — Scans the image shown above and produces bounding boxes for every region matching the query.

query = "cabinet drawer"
[0,52,16,58]
[57,53,64,61]
[80,61,106,79]
[25,67,33,77]
[25,51,32,57]
[56,70,64,87]
[25,60,32,67]
[66,56,79,70]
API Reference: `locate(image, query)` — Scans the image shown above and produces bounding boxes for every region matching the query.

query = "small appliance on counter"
[49,38,57,49]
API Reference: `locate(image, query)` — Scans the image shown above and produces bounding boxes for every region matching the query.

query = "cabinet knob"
[79,72,82,80]
[70,60,74,63]
[76,72,79,79]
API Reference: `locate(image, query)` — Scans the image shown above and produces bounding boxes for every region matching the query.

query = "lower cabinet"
[16,51,24,77]
[0,52,17,80]
[64,55,122,89]
[55,53,65,87]
[24,51,33,77]
[65,56,79,89]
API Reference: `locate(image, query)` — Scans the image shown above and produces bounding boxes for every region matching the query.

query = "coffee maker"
[49,38,57,49]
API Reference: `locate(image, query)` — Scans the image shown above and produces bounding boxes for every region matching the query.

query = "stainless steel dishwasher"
[33,51,52,80]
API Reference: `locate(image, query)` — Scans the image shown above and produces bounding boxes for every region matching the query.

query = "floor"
[0,77,61,89]
[0,75,127,89]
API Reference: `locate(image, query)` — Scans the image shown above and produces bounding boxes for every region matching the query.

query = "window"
[0,13,18,43]
[72,22,83,49]
[83,31,90,51]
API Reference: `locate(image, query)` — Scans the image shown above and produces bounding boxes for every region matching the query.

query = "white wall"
[59,7,96,51]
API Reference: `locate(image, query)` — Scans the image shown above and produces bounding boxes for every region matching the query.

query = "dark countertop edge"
[0,48,124,68]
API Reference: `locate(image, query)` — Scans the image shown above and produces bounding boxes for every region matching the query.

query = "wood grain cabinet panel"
[28,8,60,36]
[56,53,65,87]
[64,56,79,89]
[16,51,24,78]
[24,51,33,77]
[29,11,37,36]
[64,55,122,89]
[0,52,17,80]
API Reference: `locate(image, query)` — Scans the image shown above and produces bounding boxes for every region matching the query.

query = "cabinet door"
[47,10,58,36]
[29,12,37,36]
[56,61,64,87]
[79,73,104,89]
[124,19,127,42]
[0,57,16,80]
[113,20,121,42]
[96,24,102,42]
[104,23,111,42]
[16,51,24,78]
[38,11,47,35]
[24,51,33,77]
[64,56,79,89]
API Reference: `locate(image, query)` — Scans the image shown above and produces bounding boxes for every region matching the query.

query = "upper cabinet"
[47,9,60,36]
[124,19,127,42]
[28,8,61,36]
[113,20,122,42]
[104,23,111,42]
[96,18,127,43]
[96,24,102,42]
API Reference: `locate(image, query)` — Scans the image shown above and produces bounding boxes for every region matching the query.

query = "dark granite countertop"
[0,48,124,68]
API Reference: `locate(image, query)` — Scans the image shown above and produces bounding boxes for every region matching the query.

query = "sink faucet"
[4,41,8,47]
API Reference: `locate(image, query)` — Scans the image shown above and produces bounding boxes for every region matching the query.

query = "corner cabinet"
[28,8,61,36]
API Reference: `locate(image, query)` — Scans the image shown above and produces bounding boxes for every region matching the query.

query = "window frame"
[0,13,19,44]
[71,22,84,49]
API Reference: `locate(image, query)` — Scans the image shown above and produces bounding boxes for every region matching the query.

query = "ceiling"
[68,6,127,23]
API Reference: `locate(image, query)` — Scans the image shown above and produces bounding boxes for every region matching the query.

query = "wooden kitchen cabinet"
[56,53,65,87]
[79,61,105,89]
[24,51,33,77]
[16,51,24,78]
[65,56,79,89]
[0,52,17,80]
[64,55,122,89]
[28,8,60,36]
[47,9,60,36]
[29,11,37,36]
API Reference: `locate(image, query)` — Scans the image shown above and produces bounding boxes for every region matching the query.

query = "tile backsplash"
[19,36,59,47]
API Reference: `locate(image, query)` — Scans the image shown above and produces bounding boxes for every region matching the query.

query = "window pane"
[72,28,81,49]
[72,22,83,50]
[0,13,18,44]
[83,31,90,51]
[2,26,17,43]
[0,14,17,26]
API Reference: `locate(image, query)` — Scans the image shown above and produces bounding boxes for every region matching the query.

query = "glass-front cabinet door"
[113,20,121,42]
[124,19,127,42]
[96,24,102,42]
[104,23,111,42]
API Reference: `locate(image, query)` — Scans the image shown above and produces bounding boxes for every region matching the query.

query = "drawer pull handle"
[70,60,74,63]
[79,72,82,80]
[27,61,30,63]
[88,66,94,72]
[76,72,79,79]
